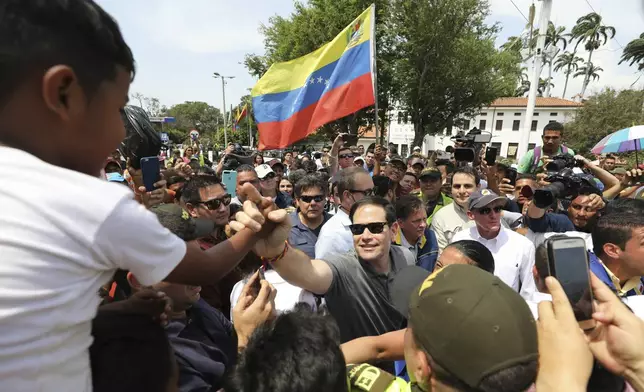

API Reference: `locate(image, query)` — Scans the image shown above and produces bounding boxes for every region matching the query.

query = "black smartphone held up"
[341,133,359,147]
[484,147,498,165]
[140,156,161,192]
[546,237,595,331]
[506,167,518,187]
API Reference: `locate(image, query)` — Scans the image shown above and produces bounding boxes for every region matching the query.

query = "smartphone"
[547,237,595,330]
[484,147,498,165]
[222,170,237,197]
[341,134,358,146]
[506,168,518,186]
[140,156,160,192]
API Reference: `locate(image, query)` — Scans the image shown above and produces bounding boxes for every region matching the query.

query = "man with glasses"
[316,167,374,259]
[288,174,332,258]
[237,196,414,368]
[451,189,537,298]
[255,163,293,209]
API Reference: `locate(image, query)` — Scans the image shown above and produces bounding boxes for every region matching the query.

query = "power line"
[508,0,529,23]
[582,0,624,49]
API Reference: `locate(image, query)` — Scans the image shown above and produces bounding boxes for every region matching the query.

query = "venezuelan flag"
[252,5,375,150]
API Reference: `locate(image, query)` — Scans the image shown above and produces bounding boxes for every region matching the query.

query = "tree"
[620,33,644,71]
[244,0,397,142]
[554,51,584,99]
[391,0,521,147]
[571,12,616,98]
[161,102,224,146]
[131,92,145,108]
[573,62,603,96]
[566,89,644,155]
[543,22,569,97]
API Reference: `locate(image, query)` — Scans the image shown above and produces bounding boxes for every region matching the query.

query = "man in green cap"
[414,167,452,226]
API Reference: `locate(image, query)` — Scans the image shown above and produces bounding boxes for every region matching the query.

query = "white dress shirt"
[451,225,537,299]
[315,208,353,259]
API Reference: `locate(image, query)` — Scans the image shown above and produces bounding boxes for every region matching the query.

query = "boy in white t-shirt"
[0,1,280,390]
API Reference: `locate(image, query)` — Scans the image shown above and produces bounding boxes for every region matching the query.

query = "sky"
[96,0,644,113]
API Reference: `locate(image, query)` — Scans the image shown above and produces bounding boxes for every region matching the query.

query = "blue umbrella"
[591,125,644,164]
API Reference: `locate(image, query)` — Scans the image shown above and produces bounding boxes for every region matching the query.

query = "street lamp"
[213,72,235,146]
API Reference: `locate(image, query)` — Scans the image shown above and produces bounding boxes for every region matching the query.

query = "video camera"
[533,155,600,209]
[221,143,255,171]
[451,128,492,163]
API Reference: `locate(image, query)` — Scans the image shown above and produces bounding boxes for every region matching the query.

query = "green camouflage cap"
[150,204,215,241]
[611,167,627,175]
[407,265,537,389]
[419,167,441,179]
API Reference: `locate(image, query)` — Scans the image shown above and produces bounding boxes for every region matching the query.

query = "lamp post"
[213,72,235,146]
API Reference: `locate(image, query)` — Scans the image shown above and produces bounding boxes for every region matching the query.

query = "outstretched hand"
[228,183,291,258]
[233,271,277,349]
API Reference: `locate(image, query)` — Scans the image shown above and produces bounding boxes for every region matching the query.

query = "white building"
[381,97,582,159]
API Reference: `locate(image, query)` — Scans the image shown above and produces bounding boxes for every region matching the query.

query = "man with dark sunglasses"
[451,189,537,298]
[288,175,331,258]
[316,167,374,259]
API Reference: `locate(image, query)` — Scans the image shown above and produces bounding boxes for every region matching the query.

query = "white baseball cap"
[255,164,274,179]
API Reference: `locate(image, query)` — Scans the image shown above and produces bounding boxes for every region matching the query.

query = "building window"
[497,112,504,117]
[514,112,521,116]
[480,112,487,116]
[534,112,539,116]
[507,143,519,159]
[463,119,471,130]
[550,112,558,116]
[479,119,487,130]
[512,120,520,131]
[401,144,409,157]
[528,143,536,150]
[549,120,556,123]
[403,113,408,124]
[531,120,538,131]
[397,112,403,124]
[495,120,503,131]
[491,142,502,152]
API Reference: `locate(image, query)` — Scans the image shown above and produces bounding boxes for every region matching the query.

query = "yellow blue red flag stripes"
[251,5,376,150]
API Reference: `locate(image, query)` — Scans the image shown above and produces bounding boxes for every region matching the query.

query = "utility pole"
[518,0,552,159]
[213,72,235,146]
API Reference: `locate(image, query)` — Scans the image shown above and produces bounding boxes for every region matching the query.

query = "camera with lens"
[533,158,600,209]
[222,143,254,171]
[451,128,492,163]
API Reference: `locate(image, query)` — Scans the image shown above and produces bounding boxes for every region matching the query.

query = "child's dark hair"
[0,0,135,108]
[90,312,175,392]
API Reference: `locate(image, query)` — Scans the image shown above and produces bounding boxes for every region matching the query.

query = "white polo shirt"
[315,208,353,259]
[451,225,537,299]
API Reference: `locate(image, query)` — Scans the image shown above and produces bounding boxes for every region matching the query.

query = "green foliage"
[390,0,521,146]
[160,101,224,146]
[565,89,644,155]
[620,33,644,71]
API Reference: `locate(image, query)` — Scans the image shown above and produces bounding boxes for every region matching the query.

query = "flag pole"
[370,4,379,145]
[247,101,253,148]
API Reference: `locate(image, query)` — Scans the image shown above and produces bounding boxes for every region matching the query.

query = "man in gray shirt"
[243,196,414,344]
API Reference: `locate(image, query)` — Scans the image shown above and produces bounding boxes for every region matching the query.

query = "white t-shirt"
[229,270,319,321]
[0,147,187,391]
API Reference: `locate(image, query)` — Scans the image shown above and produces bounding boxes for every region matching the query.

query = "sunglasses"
[260,173,276,181]
[299,195,325,203]
[349,188,374,197]
[349,222,388,235]
[476,206,503,215]
[339,154,354,159]
[199,194,232,210]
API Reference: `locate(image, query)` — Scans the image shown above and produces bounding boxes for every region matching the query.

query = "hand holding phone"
[546,237,595,331]
[484,147,498,165]
[506,168,518,187]
[140,156,161,192]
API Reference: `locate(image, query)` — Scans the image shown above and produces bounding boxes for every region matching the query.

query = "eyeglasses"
[339,154,354,159]
[260,173,276,181]
[199,194,232,210]
[349,222,388,235]
[299,195,325,203]
[349,188,374,196]
[475,206,503,215]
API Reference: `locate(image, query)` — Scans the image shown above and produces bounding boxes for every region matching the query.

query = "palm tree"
[620,33,644,71]
[554,52,585,98]
[538,78,555,97]
[574,62,603,96]
[543,22,569,97]
[571,12,616,98]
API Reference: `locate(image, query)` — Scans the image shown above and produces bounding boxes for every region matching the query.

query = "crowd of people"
[5,1,644,392]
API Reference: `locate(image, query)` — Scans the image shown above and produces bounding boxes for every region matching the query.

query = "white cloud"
[488,0,644,97]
